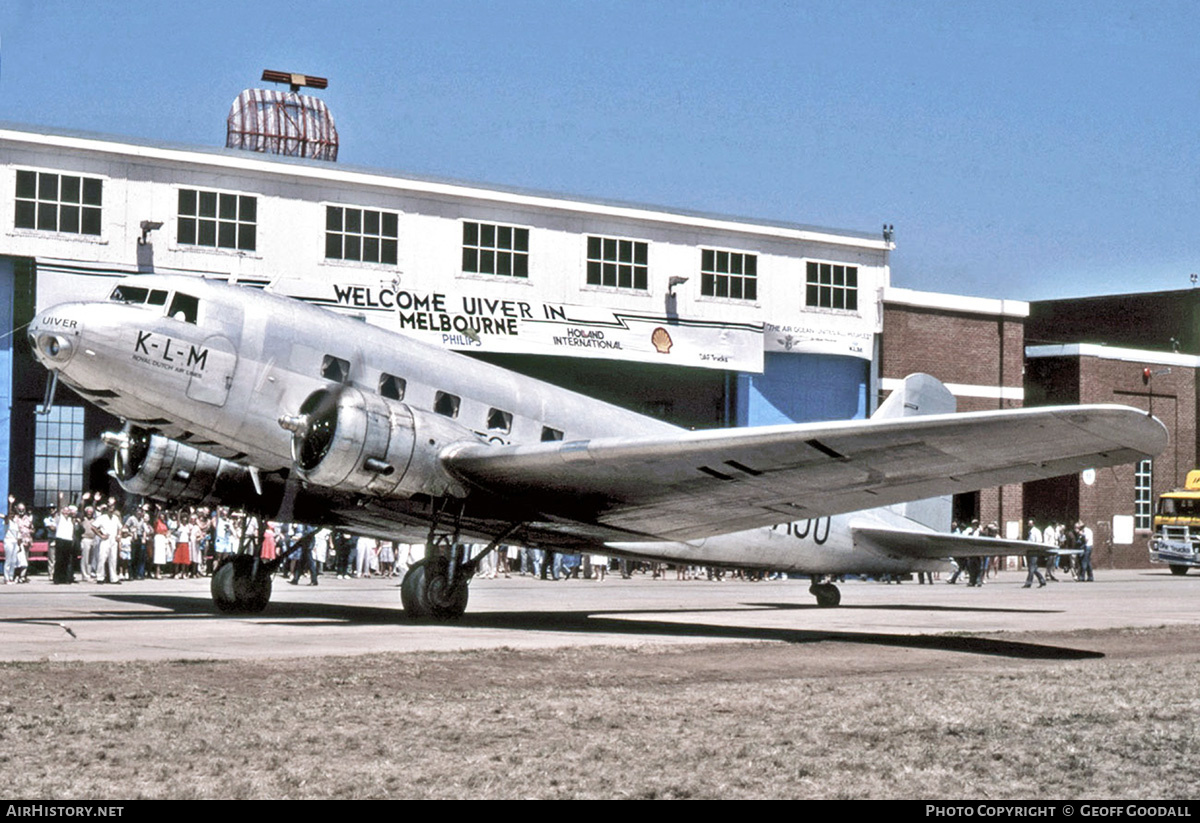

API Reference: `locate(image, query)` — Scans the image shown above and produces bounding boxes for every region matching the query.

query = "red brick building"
[1023,345,1199,568]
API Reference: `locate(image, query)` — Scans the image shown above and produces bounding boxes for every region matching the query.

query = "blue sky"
[1,0,1197,300]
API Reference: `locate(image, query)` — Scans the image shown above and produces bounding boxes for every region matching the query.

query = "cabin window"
[434,391,460,418]
[379,373,406,400]
[15,170,102,236]
[178,188,257,251]
[487,408,513,433]
[167,292,199,324]
[701,249,757,301]
[586,235,648,290]
[326,206,398,265]
[462,221,529,278]
[321,355,350,383]
[541,426,563,442]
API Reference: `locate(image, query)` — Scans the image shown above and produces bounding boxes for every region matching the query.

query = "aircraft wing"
[444,405,1166,541]
[851,524,1079,561]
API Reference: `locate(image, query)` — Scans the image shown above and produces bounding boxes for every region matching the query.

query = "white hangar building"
[0,109,892,508]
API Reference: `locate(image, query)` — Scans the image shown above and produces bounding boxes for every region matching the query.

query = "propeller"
[274,353,359,524]
[101,425,150,480]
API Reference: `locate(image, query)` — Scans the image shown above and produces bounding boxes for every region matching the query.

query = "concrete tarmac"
[0,568,1196,663]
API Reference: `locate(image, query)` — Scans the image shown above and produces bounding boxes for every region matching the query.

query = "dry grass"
[2,629,1198,799]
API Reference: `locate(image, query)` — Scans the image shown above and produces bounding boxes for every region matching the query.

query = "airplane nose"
[28,307,83,367]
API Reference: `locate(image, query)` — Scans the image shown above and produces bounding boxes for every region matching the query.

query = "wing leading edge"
[443,405,1167,542]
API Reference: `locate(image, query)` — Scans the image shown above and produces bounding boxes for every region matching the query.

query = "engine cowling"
[285,387,474,499]
[110,428,257,504]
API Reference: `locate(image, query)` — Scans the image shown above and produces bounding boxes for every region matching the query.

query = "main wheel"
[211,561,238,612]
[232,556,272,613]
[1169,564,1190,576]
[401,560,430,618]
[210,556,273,613]
[424,556,470,619]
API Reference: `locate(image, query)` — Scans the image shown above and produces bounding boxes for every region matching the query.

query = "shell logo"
[651,327,673,354]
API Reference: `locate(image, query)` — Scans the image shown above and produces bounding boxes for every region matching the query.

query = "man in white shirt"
[94,504,123,584]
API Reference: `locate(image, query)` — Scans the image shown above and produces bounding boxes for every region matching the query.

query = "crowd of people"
[1,491,626,586]
[936,517,1096,589]
[4,491,1101,589]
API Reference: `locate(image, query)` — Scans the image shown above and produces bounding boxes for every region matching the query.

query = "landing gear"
[1169,564,1191,576]
[211,555,273,613]
[400,557,470,619]
[400,501,522,620]
[809,579,841,608]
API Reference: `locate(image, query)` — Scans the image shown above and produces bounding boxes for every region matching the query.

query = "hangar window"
[806,261,857,311]
[586,236,648,290]
[15,170,102,236]
[541,426,564,442]
[326,206,398,265]
[701,249,757,300]
[178,189,257,252]
[1135,458,1153,530]
[33,405,85,508]
[434,391,461,418]
[379,373,406,400]
[463,222,529,278]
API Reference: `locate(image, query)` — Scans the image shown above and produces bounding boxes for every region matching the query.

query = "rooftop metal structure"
[226,71,338,162]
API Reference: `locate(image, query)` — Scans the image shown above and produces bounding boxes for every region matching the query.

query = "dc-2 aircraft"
[28,275,1167,617]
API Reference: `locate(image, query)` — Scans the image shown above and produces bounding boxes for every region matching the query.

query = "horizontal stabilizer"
[853,524,1080,561]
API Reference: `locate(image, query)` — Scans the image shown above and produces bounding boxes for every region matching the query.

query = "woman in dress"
[171,511,190,578]
[260,522,277,562]
[152,510,169,579]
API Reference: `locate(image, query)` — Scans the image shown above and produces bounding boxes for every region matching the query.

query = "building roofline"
[1031,288,1200,305]
[0,120,891,251]
[1025,343,1200,368]
[883,286,1029,318]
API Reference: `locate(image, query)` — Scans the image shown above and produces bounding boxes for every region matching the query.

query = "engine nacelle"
[111,428,257,504]
[288,387,474,499]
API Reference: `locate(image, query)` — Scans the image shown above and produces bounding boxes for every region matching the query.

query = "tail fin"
[873,372,956,420]
[875,374,956,531]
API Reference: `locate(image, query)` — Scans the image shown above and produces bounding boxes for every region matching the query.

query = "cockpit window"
[110,285,149,304]
[110,286,172,307]
[167,292,200,324]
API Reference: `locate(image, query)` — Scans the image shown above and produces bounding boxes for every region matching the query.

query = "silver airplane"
[27,274,1167,617]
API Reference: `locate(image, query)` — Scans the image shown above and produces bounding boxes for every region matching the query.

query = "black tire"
[401,560,429,618]
[211,560,238,612]
[813,583,841,608]
[236,558,272,613]
[211,556,272,613]
[425,559,470,619]
[1169,564,1190,576]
